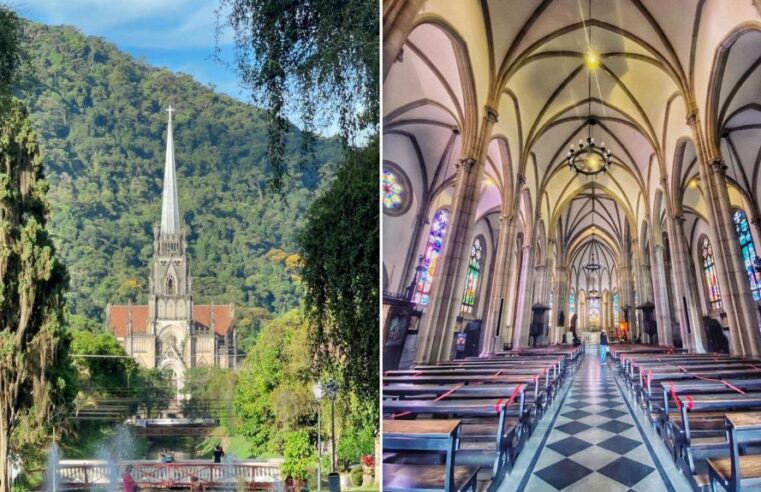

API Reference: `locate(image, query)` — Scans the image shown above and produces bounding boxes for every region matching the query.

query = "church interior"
[381,1,761,490]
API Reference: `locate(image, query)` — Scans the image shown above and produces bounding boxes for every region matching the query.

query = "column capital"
[686,110,698,128]
[517,173,527,185]
[710,158,728,175]
[455,157,477,174]
[499,213,514,225]
[660,176,668,186]
[485,106,499,124]
[548,237,557,245]
[522,244,532,252]
[672,214,686,224]
[451,127,460,135]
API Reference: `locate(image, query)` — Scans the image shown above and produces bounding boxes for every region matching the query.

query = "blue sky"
[15,0,247,101]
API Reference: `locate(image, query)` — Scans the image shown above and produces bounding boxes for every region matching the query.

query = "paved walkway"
[499,350,692,491]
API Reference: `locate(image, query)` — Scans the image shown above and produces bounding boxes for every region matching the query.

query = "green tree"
[281,430,315,482]
[0,10,72,485]
[134,369,173,418]
[234,310,316,455]
[220,0,378,189]
[182,367,238,431]
[298,137,379,420]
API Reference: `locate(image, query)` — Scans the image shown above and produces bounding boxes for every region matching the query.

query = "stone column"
[667,214,706,352]
[554,266,568,344]
[512,244,535,348]
[651,243,674,345]
[688,110,761,356]
[481,211,517,355]
[416,107,499,362]
[382,0,426,78]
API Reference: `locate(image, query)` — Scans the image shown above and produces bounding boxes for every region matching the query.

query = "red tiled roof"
[193,305,234,336]
[108,304,234,338]
[109,305,149,338]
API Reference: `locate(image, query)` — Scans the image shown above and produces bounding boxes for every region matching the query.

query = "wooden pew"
[384,396,523,486]
[658,379,761,463]
[673,393,761,488]
[708,412,761,491]
[383,419,480,492]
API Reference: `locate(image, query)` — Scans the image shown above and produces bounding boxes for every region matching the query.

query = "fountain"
[221,450,236,489]
[95,425,137,491]
[45,443,60,492]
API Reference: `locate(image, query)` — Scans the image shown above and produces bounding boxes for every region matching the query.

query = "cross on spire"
[160,103,180,234]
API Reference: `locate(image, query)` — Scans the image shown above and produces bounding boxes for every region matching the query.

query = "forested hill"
[17,21,340,324]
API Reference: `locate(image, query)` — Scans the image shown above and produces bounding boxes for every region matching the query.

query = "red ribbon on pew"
[413,371,423,377]
[685,395,694,410]
[494,370,503,377]
[434,384,462,401]
[747,363,761,371]
[691,375,747,395]
[668,382,682,410]
[494,384,525,413]
[391,411,412,418]
[494,398,504,413]
[676,365,688,373]
[505,384,524,410]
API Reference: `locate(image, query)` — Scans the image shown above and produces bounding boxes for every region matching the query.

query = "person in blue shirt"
[599,331,608,364]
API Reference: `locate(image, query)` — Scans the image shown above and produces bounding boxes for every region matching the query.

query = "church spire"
[161,105,180,234]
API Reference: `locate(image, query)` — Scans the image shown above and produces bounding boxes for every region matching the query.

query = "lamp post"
[312,383,323,492]
[325,379,339,491]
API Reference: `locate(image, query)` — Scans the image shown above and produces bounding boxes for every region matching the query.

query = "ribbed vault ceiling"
[385,0,761,294]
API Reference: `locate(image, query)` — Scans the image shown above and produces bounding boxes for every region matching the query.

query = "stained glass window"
[589,297,600,326]
[413,209,450,305]
[383,169,404,210]
[612,292,619,326]
[733,209,761,301]
[701,236,722,310]
[461,237,484,313]
[570,293,576,315]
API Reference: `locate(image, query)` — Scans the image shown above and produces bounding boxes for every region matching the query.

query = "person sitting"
[165,449,175,463]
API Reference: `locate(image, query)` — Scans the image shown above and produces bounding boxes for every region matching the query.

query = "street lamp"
[324,379,339,492]
[312,383,323,492]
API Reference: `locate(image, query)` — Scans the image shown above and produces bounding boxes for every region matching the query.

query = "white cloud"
[15,0,233,49]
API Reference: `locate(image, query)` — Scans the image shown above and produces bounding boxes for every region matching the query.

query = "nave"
[502,348,690,491]
[383,344,761,491]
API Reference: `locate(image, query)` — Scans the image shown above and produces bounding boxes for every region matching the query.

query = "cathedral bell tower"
[148,105,193,333]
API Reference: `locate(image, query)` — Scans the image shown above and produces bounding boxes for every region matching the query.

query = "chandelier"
[566,0,613,177]
[584,187,601,300]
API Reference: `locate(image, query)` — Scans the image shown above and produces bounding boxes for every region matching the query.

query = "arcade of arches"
[382,0,761,364]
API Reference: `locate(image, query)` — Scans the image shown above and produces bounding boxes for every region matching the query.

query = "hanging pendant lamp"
[567,0,613,177]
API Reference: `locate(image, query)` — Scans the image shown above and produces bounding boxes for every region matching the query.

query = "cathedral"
[382,2,761,490]
[107,106,236,394]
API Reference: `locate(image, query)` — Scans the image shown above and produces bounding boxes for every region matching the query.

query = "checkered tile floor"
[498,353,692,491]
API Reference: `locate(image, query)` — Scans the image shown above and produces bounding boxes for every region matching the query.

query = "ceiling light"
[584,50,600,71]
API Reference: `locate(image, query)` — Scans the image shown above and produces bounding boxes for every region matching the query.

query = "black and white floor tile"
[498,349,692,491]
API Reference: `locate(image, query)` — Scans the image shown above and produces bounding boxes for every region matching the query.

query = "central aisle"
[499,352,692,491]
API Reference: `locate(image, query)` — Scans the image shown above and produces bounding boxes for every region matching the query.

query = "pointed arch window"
[166,276,176,295]
[701,236,722,310]
[461,236,484,313]
[732,209,761,301]
[569,292,576,316]
[413,208,449,305]
[612,292,620,326]
[589,297,600,326]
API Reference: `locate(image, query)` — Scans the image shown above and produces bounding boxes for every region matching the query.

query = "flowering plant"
[360,454,374,468]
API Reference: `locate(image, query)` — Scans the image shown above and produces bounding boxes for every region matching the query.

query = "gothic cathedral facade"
[107,106,236,395]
